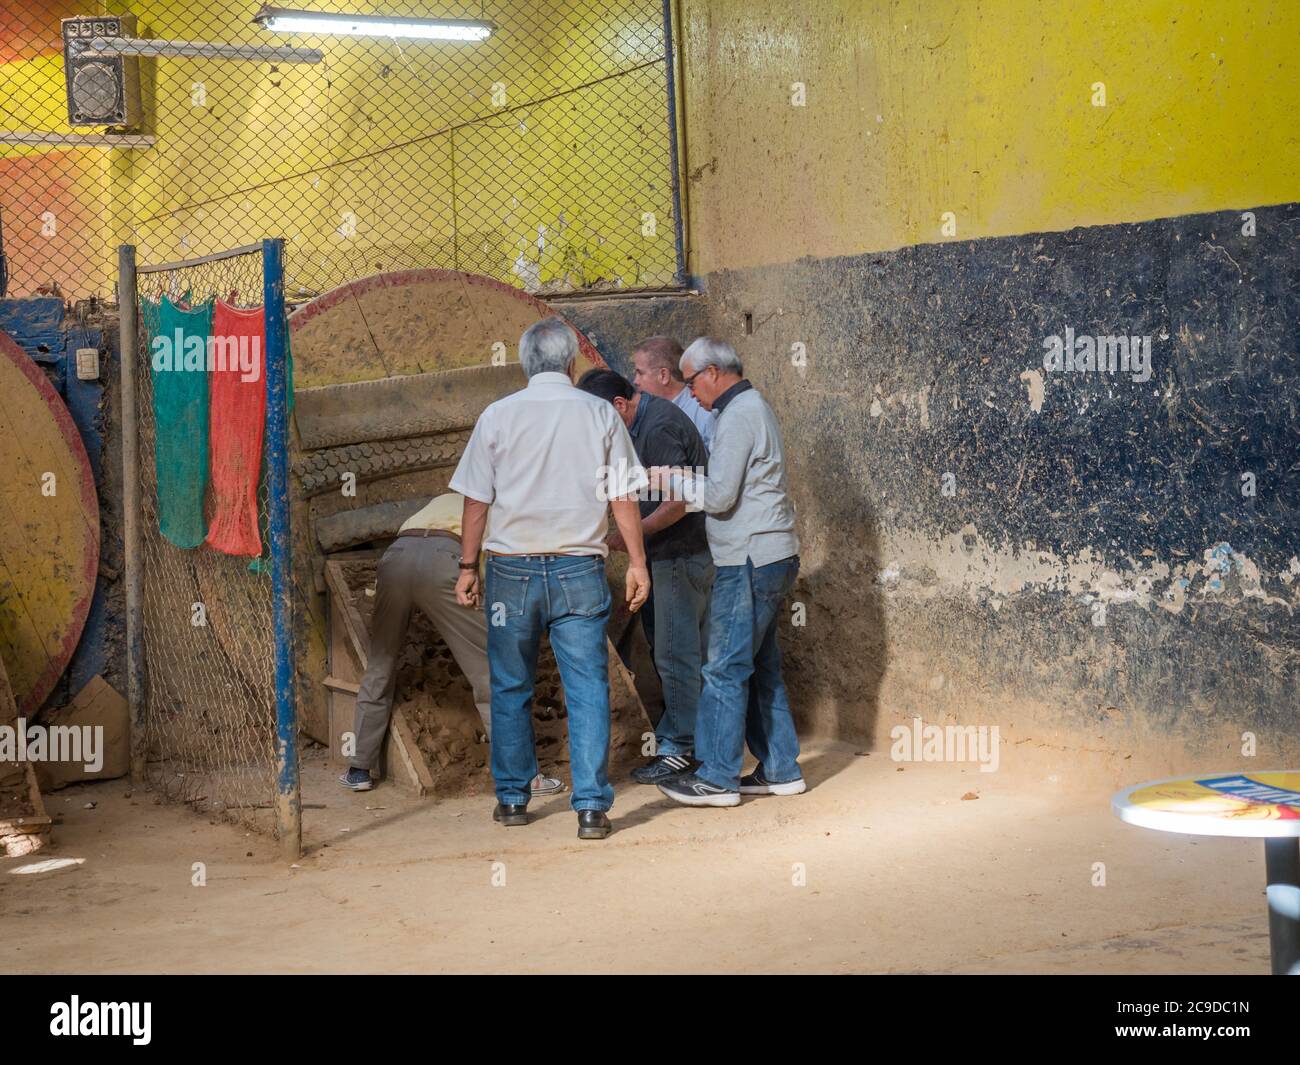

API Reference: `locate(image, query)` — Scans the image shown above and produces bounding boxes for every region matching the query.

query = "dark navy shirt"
[711,378,754,413]
[627,392,710,562]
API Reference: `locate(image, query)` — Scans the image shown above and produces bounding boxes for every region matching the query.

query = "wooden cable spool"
[0,327,100,716]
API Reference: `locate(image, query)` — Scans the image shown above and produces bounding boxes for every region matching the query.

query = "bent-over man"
[338,492,564,797]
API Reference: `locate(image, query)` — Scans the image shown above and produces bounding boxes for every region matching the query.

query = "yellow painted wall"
[3,0,676,296]
[678,0,1300,275]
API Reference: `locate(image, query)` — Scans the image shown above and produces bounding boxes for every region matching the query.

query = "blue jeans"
[485,554,613,812]
[695,555,802,791]
[641,551,714,756]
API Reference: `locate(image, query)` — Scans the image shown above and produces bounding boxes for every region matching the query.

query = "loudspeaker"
[62,15,143,127]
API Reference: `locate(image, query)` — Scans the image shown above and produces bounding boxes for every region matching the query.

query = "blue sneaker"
[657,771,740,808]
[338,767,374,791]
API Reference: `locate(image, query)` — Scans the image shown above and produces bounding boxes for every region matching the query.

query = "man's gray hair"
[681,336,743,377]
[519,317,578,377]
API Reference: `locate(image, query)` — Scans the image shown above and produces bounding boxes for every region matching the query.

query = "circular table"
[1113,771,1300,975]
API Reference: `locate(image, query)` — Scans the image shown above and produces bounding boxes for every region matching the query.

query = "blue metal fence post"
[262,238,301,860]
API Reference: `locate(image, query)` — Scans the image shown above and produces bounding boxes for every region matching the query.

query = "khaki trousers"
[349,535,491,770]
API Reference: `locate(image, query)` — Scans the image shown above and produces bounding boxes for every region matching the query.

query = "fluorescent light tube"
[254,6,494,41]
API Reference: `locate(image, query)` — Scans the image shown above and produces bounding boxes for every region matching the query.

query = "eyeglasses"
[683,365,714,390]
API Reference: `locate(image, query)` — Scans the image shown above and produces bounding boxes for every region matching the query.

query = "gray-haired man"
[649,338,805,807]
[450,317,651,840]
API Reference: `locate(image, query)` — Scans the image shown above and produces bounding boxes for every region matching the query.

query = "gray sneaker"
[530,774,566,796]
[658,771,740,808]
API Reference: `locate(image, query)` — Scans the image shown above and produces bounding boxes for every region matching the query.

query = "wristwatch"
[458,555,479,570]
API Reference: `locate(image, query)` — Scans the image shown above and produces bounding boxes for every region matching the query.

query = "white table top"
[1113,771,1300,838]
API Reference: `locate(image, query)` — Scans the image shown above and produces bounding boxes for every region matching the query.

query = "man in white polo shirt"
[450,317,650,840]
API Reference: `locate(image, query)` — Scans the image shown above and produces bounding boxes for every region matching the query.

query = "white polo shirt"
[449,371,648,556]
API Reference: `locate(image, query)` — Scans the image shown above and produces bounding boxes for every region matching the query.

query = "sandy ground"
[0,740,1274,974]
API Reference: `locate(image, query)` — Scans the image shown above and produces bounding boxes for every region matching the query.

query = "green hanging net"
[143,295,213,549]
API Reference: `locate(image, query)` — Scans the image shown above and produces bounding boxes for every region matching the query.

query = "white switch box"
[75,347,99,380]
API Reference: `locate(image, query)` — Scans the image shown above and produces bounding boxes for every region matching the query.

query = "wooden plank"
[0,765,53,836]
[388,708,434,795]
[324,559,371,662]
[0,654,51,855]
[326,685,353,770]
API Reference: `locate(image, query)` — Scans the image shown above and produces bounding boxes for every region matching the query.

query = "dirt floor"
[0,739,1276,974]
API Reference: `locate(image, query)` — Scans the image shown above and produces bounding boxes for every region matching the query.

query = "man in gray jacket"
[650,338,805,807]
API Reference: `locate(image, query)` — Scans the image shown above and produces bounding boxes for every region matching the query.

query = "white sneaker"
[530,774,566,796]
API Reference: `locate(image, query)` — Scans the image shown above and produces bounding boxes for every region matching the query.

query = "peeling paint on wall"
[874,526,1297,618]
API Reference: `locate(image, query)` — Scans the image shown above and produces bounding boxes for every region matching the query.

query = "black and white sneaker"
[631,753,696,785]
[338,767,374,791]
[658,772,740,808]
[739,769,807,796]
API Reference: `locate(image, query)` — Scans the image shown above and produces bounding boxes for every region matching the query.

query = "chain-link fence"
[1,1,684,303]
[127,239,297,839]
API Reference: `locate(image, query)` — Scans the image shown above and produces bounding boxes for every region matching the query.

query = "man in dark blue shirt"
[579,368,713,783]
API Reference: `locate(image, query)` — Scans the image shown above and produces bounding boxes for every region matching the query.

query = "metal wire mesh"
[1,1,682,302]
[134,245,278,830]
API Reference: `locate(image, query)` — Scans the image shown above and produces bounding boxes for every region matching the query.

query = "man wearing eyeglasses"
[649,337,805,808]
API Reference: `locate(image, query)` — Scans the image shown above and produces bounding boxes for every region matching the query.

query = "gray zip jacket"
[695,387,799,567]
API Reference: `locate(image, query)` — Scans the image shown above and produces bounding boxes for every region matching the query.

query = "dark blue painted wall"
[691,202,1299,755]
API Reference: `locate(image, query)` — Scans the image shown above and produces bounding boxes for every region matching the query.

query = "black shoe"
[630,753,697,785]
[739,769,807,795]
[658,772,740,807]
[492,802,528,827]
[576,810,611,840]
[338,767,373,791]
